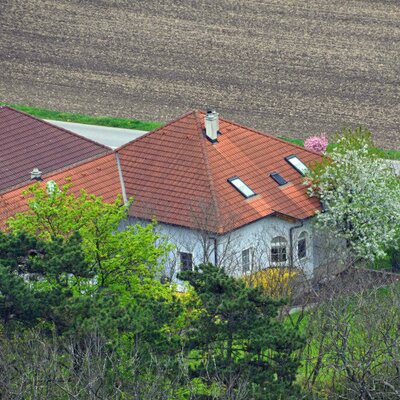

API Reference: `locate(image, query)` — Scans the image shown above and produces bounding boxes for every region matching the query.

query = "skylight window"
[228,176,256,198]
[285,155,309,175]
[270,172,287,186]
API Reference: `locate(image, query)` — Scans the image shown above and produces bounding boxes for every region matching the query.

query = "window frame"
[179,251,193,272]
[271,236,288,264]
[242,247,254,274]
[227,176,256,198]
[285,155,309,176]
[270,172,288,186]
[297,231,307,259]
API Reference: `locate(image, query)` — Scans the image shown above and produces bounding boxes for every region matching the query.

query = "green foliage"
[0,102,162,131]
[308,127,400,262]
[0,231,89,328]
[6,183,177,338]
[1,184,311,398]
[300,284,400,399]
[179,263,304,399]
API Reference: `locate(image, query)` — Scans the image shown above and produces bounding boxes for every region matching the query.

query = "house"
[0,107,325,278]
[116,110,324,278]
[0,106,110,192]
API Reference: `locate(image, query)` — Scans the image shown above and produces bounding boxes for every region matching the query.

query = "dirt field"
[1,0,399,148]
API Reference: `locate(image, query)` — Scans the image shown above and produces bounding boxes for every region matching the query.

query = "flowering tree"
[304,134,328,154]
[308,129,400,262]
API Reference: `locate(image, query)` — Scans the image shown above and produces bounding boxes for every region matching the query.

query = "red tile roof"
[118,111,323,233]
[0,153,122,229]
[0,106,110,192]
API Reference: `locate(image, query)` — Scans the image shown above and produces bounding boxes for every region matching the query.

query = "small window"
[228,176,256,198]
[285,155,309,175]
[270,172,287,186]
[180,252,193,272]
[297,231,307,259]
[271,236,287,263]
[242,248,253,273]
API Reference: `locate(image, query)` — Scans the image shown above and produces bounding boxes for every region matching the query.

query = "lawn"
[0,102,162,132]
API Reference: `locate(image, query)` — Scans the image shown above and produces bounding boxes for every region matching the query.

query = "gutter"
[115,152,128,205]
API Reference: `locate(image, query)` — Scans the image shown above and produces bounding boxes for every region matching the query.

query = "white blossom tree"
[308,128,400,262]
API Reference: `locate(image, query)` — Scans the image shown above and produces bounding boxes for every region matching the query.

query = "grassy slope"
[2,103,400,160]
[0,103,162,132]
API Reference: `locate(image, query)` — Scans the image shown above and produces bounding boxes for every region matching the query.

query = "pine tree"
[179,263,304,399]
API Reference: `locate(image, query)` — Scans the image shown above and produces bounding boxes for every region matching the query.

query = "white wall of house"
[120,214,316,283]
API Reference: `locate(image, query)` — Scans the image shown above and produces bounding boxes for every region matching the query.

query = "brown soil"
[1,0,399,148]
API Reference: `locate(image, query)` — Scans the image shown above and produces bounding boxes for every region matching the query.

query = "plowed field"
[1,0,399,148]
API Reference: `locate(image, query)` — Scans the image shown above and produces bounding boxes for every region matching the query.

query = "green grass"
[279,135,400,161]
[0,102,163,132]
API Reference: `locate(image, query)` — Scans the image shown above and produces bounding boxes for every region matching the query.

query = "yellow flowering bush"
[243,267,298,299]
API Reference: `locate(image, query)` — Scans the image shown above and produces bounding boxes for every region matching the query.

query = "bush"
[243,267,298,299]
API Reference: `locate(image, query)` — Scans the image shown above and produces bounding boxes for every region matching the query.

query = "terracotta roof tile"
[0,153,121,229]
[118,111,323,233]
[0,106,110,191]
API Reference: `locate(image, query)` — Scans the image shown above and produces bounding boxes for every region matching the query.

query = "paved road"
[1,0,399,149]
[46,120,148,149]
[391,160,400,176]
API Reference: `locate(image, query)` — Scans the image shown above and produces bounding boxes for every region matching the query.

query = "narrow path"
[46,120,148,149]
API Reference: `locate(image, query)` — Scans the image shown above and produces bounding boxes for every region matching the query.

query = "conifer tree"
[179,263,304,399]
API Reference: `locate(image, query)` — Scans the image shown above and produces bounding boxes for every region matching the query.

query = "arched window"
[271,236,287,263]
[297,231,308,259]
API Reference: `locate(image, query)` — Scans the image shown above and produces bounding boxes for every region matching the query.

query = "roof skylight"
[270,172,287,186]
[285,155,309,175]
[228,176,256,198]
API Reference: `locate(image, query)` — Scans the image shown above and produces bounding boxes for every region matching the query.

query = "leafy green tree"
[179,263,304,399]
[6,181,184,366]
[8,181,172,294]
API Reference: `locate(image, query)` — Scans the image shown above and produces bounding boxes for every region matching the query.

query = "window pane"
[242,248,250,272]
[271,236,287,263]
[270,172,287,186]
[180,252,193,271]
[228,177,256,198]
[298,238,306,259]
[285,155,309,175]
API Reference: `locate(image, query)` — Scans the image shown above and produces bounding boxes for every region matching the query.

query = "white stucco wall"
[120,215,316,282]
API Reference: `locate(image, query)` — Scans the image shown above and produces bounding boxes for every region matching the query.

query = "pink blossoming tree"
[304,134,328,154]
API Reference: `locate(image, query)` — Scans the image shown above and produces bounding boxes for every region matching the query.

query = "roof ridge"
[194,111,224,233]
[116,110,198,151]
[0,152,114,195]
[1,106,111,151]
[217,115,324,157]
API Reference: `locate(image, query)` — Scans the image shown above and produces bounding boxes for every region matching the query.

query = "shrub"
[304,134,328,154]
[243,267,298,299]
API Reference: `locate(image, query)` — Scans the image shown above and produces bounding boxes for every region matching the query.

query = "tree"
[3,182,188,394]
[308,127,400,262]
[7,181,172,293]
[179,263,304,399]
[300,274,400,399]
[6,182,181,340]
